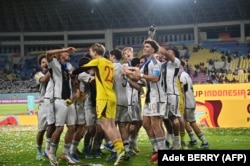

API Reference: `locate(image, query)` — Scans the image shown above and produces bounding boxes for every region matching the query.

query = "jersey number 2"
[104,66,113,83]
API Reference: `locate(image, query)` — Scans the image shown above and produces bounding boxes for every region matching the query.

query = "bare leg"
[36,130,46,154]
[170,116,180,149]
[99,118,123,153]
[151,116,165,150]
[70,124,86,155]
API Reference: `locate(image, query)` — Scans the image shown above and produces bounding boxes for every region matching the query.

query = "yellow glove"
[65,99,73,106]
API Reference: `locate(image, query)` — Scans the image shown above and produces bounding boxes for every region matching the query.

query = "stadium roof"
[1,0,250,32]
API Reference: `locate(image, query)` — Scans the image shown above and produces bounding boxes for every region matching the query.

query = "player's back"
[180,71,196,109]
[85,57,116,102]
[113,63,128,106]
[166,57,181,95]
[98,58,116,101]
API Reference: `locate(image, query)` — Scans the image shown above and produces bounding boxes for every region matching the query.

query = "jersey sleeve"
[67,62,74,71]
[78,72,91,83]
[180,73,187,85]
[174,57,181,67]
[34,72,44,85]
[82,59,98,68]
[152,63,161,76]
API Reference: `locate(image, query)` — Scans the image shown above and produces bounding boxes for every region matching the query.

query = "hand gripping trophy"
[148,24,156,39]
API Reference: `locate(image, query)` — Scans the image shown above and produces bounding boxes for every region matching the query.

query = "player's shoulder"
[34,71,44,81]
[99,57,110,63]
[78,71,89,78]
[105,58,114,66]
[34,71,44,77]
[152,58,158,65]
[174,57,181,66]
[181,71,189,77]
[97,58,114,69]
[180,71,190,81]
[149,58,161,69]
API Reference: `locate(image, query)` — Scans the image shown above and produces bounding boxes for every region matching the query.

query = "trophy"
[148,24,156,39]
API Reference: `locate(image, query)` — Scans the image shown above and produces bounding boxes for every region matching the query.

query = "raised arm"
[46,47,76,62]
[39,72,50,83]
[159,47,175,63]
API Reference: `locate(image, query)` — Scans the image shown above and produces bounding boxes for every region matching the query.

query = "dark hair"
[144,40,159,53]
[180,60,186,67]
[73,57,91,75]
[110,49,122,60]
[169,48,180,58]
[37,54,46,65]
[78,57,90,67]
[140,55,147,61]
[104,50,110,59]
[83,52,92,59]
[131,57,140,67]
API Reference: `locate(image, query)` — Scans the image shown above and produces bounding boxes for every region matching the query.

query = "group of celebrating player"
[34,37,209,166]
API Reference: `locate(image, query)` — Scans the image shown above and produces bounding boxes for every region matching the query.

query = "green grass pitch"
[0,103,39,115]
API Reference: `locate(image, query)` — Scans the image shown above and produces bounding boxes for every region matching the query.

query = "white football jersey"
[34,71,47,101]
[48,58,74,99]
[179,70,196,109]
[140,56,166,103]
[165,57,180,95]
[113,63,128,106]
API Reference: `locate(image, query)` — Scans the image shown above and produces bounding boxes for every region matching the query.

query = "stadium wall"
[0,93,39,100]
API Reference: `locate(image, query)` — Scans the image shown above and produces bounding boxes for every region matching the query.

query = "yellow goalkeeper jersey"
[83,57,116,102]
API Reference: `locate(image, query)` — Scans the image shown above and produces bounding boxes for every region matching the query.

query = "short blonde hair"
[122,47,133,56]
[90,43,105,56]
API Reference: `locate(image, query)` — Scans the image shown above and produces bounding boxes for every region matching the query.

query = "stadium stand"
[1,0,250,93]
[0,42,249,95]
[185,42,250,84]
[0,50,88,94]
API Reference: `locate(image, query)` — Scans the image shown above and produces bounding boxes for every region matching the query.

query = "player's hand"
[89,76,95,83]
[148,25,156,39]
[159,46,167,55]
[123,66,138,74]
[65,99,73,106]
[66,47,76,54]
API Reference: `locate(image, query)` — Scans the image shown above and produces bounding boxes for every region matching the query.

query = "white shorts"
[128,104,142,122]
[116,105,131,123]
[37,102,48,131]
[184,108,196,122]
[44,98,55,125]
[165,94,181,119]
[143,102,166,117]
[75,100,86,125]
[84,99,98,126]
[54,98,76,126]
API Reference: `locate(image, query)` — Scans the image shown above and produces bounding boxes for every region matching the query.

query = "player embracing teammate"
[34,36,209,166]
